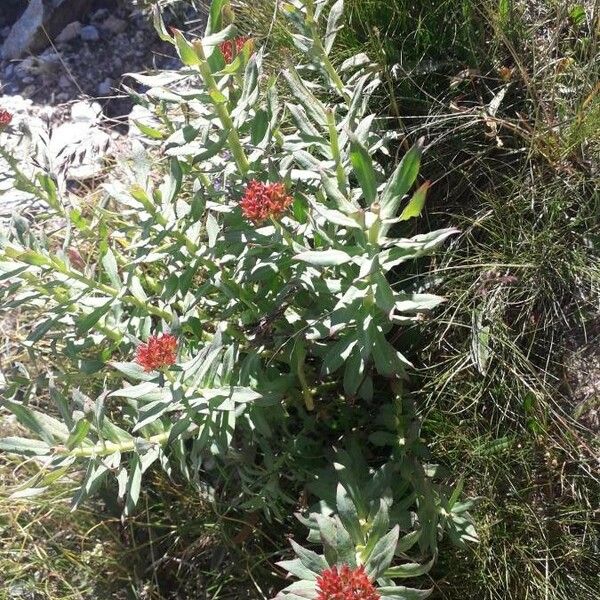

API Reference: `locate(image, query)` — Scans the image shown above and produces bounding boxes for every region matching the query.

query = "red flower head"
[240,180,293,223]
[135,333,177,372]
[219,36,249,63]
[316,565,380,600]
[0,109,13,128]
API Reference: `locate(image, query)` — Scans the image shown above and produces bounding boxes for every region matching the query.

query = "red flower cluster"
[0,109,12,128]
[135,334,177,372]
[316,565,380,600]
[219,36,249,63]
[240,180,293,223]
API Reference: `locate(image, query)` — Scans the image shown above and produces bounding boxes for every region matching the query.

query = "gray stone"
[1,0,92,60]
[80,25,99,42]
[1,0,44,59]
[58,75,72,89]
[97,78,112,97]
[14,52,61,79]
[56,21,82,43]
[14,57,35,78]
[101,15,127,35]
[90,8,109,22]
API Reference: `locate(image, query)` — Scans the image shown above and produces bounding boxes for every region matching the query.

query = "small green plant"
[0,1,472,595]
[277,462,436,599]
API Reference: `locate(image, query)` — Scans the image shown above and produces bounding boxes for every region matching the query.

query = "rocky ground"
[0,2,183,119]
[0,1,205,218]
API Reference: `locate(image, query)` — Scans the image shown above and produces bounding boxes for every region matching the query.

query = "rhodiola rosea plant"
[277,454,438,600]
[0,0,472,593]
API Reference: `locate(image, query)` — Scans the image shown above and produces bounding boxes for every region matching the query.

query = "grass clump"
[0,455,126,600]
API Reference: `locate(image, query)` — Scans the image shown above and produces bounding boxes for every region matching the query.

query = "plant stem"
[58,428,185,458]
[7,247,172,322]
[326,108,348,195]
[194,44,250,176]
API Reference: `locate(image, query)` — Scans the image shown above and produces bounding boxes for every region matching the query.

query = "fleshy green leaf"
[324,0,344,54]
[350,135,377,203]
[66,420,92,450]
[124,455,142,516]
[102,248,121,289]
[173,29,200,66]
[365,525,399,579]
[0,437,51,456]
[336,483,364,545]
[294,249,353,266]
[317,514,356,567]
[379,586,433,600]
[76,301,113,335]
[277,558,318,581]
[2,400,68,445]
[384,555,435,579]
[152,6,172,42]
[398,181,430,221]
[109,362,157,382]
[206,0,230,35]
[379,139,423,222]
[134,120,164,140]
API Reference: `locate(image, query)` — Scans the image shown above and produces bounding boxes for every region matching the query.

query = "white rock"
[71,100,102,124]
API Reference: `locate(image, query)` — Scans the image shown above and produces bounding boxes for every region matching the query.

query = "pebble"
[15,58,34,78]
[58,75,72,89]
[3,83,19,94]
[80,25,100,42]
[91,8,110,22]
[96,78,112,97]
[56,21,82,44]
[102,16,128,35]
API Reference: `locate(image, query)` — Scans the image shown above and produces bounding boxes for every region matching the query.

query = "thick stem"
[57,428,184,458]
[7,247,173,322]
[326,108,348,195]
[51,261,172,321]
[195,45,250,176]
[319,45,350,103]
